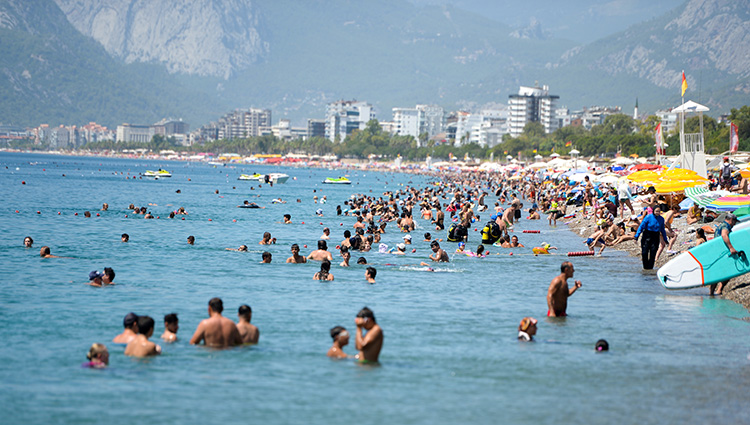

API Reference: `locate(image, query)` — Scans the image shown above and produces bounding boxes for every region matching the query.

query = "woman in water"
[313,260,334,281]
[82,343,109,368]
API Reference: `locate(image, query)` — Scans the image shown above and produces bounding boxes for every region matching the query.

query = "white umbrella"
[550,153,560,158]
[597,173,621,184]
[569,173,596,183]
[611,157,635,165]
[570,149,580,155]
[534,154,543,160]
[529,162,548,169]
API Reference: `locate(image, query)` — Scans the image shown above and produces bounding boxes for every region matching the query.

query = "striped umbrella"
[684,187,731,208]
[706,194,750,212]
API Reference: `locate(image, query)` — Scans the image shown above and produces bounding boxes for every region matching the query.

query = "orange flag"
[681,71,688,97]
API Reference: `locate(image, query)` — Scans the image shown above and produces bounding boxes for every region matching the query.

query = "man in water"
[286,244,307,263]
[365,267,377,284]
[354,307,383,363]
[161,313,179,342]
[125,316,162,357]
[710,213,740,296]
[88,270,103,287]
[429,241,450,262]
[307,240,333,262]
[283,214,292,223]
[39,246,62,258]
[237,304,259,344]
[113,312,139,344]
[190,297,242,348]
[320,227,331,240]
[102,267,115,285]
[187,235,195,245]
[121,233,129,242]
[518,317,537,341]
[546,262,582,317]
[260,252,272,263]
[327,326,350,358]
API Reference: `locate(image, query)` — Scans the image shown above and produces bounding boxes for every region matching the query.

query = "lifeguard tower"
[673,100,709,178]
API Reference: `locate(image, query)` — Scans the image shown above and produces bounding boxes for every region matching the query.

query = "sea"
[1,152,749,425]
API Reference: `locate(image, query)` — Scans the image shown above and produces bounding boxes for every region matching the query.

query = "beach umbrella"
[652,179,704,194]
[741,166,750,179]
[706,194,750,212]
[684,187,731,208]
[630,163,662,171]
[550,153,560,158]
[529,162,548,169]
[627,170,661,183]
[597,174,621,184]
[662,168,709,182]
[569,173,596,183]
[733,206,750,217]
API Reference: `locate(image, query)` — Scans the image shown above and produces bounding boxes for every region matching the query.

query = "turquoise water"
[1,152,749,424]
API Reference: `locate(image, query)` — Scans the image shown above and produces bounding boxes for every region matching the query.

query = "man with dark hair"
[161,313,179,342]
[190,297,242,348]
[365,267,377,284]
[327,326,349,358]
[187,235,195,245]
[237,305,259,344]
[546,262,582,317]
[121,233,129,242]
[113,312,139,344]
[102,267,116,285]
[286,244,307,263]
[428,241,449,262]
[260,251,272,263]
[125,315,162,357]
[356,257,367,265]
[634,206,668,270]
[354,307,383,363]
[307,240,333,262]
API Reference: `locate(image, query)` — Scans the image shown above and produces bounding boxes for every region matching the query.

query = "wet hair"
[187,235,195,243]
[316,260,331,280]
[164,313,178,324]
[356,307,376,323]
[169,211,175,219]
[477,245,485,255]
[344,230,351,238]
[330,326,346,340]
[561,261,573,273]
[24,236,33,244]
[103,267,115,281]
[291,243,300,251]
[318,240,328,250]
[340,246,349,254]
[137,316,155,335]
[284,214,291,220]
[238,304,252,317]
[40,246,50,256]
[208,297,223,313]
[357,257,367,264]
[84,211,91,217]
[263,232,271,240]
[121,233,129,241]
[262,251,272,262]
[595,339,609,352]
[366,266,377,279]
[424,232,431,240]
[86,343,107,361]
[696,228,706,239]
[430,241,440,248]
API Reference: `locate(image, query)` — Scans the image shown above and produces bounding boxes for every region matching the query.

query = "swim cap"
[595,339,609,351]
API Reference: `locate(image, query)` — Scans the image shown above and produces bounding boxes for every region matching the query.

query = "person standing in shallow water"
[546,262,582,317]
[190,297,242,348]
[354,307,383,363]
[327,326,350,358]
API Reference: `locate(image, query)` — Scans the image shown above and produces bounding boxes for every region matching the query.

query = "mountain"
[0,0,222,128]
[541,0,750,112]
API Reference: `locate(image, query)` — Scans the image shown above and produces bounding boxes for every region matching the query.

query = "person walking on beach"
[546,262,582,317]
[710,213,740,296]
[634,207,668,270]
[190,298,242,348]
[354,307,383,363]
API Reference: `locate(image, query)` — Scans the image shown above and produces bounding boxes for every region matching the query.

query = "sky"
[409,0,685,42]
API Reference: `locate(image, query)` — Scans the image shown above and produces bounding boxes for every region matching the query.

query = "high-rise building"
[325,100,374,142]
[391,104,445,146]
[307,119,326,139]
[392,108,419,138]
[508,85,559,137]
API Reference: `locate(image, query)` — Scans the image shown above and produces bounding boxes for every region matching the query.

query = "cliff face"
[52,0,268,78]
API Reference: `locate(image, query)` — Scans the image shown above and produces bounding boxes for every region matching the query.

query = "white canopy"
[550,153,560,158]
[611,157,635,165]
[570,149,580,155]
[534,154,543,160]
[672,100,709,113]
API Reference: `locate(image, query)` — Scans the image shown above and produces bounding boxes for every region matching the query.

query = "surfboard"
[657,226,750,289]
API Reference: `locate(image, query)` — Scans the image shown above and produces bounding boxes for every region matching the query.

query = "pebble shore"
[562,206,750,312]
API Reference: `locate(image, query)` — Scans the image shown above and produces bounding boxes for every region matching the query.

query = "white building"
[325,100,374,142]
[452,109,507,148]
[391,104,445,146]
[508,85,559,137]
[655,109,679,134]
[116,124,155,143]
[392,108,420,138]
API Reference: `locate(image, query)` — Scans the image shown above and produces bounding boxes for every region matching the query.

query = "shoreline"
[562,205,750,312]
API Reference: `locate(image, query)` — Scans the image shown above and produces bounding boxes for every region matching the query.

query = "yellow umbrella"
[627,170,661,182]
[652,179,705,193]
[741,166,750,179]
[662,169,709,181]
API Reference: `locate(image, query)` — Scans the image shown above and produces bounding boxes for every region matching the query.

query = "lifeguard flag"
[533,149,537,153]
[654,122,664,155]
[681,71,688,96]
[730,122,739,153]
[565,141,572,147]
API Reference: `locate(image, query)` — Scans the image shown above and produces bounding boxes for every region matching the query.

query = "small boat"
[239,173,290,184]
[144,169,172,178]
[323,177,351,185]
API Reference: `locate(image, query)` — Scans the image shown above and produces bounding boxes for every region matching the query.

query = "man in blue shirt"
[634,206,668,269]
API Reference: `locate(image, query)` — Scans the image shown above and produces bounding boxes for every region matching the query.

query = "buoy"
[208,218,212,221]
[336,245,341,250]
[125,215,128,218]
[233,219,237,222]
[340,223,343,226]
[36,211,40,214]
[523,230,540,233]
[181,217,185,220]
[509,252,513,256]
[474,228,477,231]
[22,181,26,185]
[568,251,595,257]
[96,213,100,217]
[320,222,323,225]
[156,216,160,219]
[301,221,305,224]
[57,212,61,215]
[303,245,307,248]
[188,178,191,181]
[412,249,416,253]
[74,212,78,216]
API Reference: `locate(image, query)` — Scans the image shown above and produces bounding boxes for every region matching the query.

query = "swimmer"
[83,343,109,368]
[283,214,292,223]
[546,262,582,317]
[393,243,407,255]
[101,203,109,211]
[161,313,179,343]
[403,234,412,245]
[237,304,259,344]
[226,245,249,252]
[365,267,377,284]
[84,211,91,218]
[321,227,331,240]
[307,240,333,262]
[24,236,33,248]
[595,339,609,352]
[313,260,334,281]
[272,198,286,204]
[423,232,431,242]
[510,235,524,248]
[113,313,139,344]
[354,307,383,363]
[87,270,103,287]
[532,243,557,255]
[121,233,129,243]
[518,317,537,341]
[101,267,115,285]
[190,297,242,348]
[125,316,162,357]
[286,244,307,263]
[260,252,272,263]
[429,241,450,262]
[187,235,195,245]
[39,246,63,258]
[340,248,351,267]
[327,326,350,359]
[356,257,367,265]
[259,232,274,245]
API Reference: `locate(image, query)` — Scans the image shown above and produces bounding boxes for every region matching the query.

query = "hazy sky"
[409,0,684,42]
